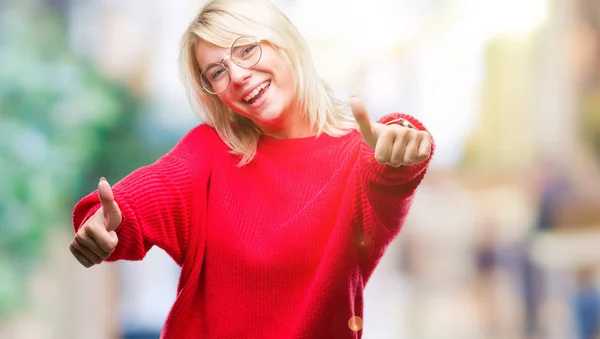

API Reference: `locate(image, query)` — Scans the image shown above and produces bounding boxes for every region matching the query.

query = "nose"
[227,61,251,88]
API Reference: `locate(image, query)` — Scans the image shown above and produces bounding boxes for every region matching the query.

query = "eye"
[241,45,257,58]
[210,67,226,80]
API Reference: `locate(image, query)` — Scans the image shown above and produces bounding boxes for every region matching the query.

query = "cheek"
[279,67,296,95]
[280,76,296,103]
[218,94,239,110]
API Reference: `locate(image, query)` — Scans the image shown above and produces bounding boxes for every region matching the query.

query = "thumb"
[350,97,377,148]
[98,177,122,232]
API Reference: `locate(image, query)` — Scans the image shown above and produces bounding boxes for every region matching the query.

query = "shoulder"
[177,123,229,152]
[181,123,223,145]
[162,123,228,167]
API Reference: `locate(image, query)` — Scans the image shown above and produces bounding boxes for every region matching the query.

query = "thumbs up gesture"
[350,97,432,167]
[70,178,122,267]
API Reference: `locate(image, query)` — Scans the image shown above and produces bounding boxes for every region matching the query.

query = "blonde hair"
[178,0,356,165]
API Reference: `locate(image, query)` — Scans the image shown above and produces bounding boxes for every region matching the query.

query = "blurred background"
[1,0,599,338]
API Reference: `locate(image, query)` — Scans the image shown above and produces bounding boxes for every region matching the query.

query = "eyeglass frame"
[199,36,263,95]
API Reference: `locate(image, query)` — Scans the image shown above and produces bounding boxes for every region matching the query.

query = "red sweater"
[72,113,434,339]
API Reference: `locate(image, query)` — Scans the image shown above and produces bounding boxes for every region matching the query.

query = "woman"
[69,0,434,338]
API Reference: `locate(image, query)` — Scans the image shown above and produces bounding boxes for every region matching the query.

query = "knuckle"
[418,149,431,159]
[408,129,420,138]
[390,127,404,138]
[397,125,410,133]
[390,154,402,165]
[87,253,100,264]
[77,238,90,251]
[78,258,89,267]
[88,251,101,263]
[382,127,396,138]
[73,236,83,248]
[85,222,97,235]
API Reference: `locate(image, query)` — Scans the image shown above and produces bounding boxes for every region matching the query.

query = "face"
[195,39,298,132]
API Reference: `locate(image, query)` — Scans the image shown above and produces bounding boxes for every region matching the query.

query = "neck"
[259,105,317,139]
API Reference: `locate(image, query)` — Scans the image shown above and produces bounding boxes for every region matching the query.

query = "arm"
[71,125,216,266]
[350,98,435,271]
[358,113,434,228]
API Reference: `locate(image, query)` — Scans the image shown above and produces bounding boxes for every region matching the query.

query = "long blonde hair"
[179,0,356,165]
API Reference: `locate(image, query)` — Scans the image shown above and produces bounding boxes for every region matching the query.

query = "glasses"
[199,36,263,94]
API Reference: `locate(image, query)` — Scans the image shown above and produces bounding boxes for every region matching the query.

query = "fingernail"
[100,177,106,182]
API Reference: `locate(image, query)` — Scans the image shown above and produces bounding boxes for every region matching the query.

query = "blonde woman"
[69,0,435,338]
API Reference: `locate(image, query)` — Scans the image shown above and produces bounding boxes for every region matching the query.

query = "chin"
[262,110,284,121]
[253,112,283,131]
[253,102,283,120]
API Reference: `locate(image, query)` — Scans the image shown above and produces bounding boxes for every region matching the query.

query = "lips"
[242,81,271,104]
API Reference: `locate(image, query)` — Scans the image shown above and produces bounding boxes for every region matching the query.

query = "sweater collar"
[257,131,354,155]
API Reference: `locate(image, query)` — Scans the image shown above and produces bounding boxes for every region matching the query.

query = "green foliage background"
[0,3,169,318]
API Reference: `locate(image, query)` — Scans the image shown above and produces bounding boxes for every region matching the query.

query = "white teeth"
[244,81,269,102]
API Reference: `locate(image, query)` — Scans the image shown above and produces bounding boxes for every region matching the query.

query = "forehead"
[195,40,230,69]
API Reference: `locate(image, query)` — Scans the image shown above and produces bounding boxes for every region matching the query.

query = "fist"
[69,178,122,267]
[351,97,432,167]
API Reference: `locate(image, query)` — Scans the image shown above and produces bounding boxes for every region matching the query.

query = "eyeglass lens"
[200,36,262,94]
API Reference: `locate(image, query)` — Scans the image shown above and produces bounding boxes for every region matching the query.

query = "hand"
[351,97,432,167]
[70,178,122,268]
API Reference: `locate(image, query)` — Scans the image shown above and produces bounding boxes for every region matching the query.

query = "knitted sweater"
[72,113,434,339]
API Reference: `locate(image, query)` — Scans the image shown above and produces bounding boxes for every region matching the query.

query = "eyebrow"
[197,54,228,71]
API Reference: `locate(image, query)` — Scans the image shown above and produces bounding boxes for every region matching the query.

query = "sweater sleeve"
[71,124,216,266]
[355,113,435,269]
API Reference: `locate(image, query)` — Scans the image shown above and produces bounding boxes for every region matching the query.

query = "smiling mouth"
[242,81,271,104]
